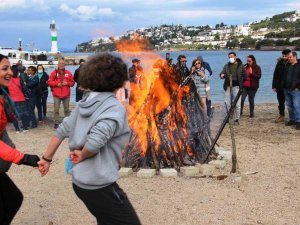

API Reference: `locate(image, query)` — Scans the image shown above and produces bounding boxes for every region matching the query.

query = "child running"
[38,53,141,225]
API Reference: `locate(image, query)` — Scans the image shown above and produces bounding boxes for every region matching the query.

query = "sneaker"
[285,120,296,126]
[16,130,20,134]
[250,113,254,118]
[275,115,285,123]
[54,123,59,129]
[296,122,300,130]
[23,129,29,133]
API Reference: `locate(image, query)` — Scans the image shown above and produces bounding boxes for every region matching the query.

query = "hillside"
[76,10,300,52]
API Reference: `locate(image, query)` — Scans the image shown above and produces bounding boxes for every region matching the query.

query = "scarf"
[37,72,43,81]
[0,87,18,122]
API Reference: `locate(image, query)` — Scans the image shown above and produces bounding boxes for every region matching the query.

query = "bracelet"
[42,156,52,163]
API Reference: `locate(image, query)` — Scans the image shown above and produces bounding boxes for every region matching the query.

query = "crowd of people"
[126,50,299,130]
[0,48,299,224]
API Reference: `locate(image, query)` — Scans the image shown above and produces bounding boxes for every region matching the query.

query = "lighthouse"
[49,20,58,53]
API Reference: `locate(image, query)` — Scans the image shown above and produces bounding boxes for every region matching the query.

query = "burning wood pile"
[117,36,215,171]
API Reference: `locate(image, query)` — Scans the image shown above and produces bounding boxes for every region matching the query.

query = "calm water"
[45,50,299,104]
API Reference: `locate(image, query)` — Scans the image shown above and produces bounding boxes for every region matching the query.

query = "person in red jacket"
[240,55,262,117]
[48,58,74,129]
[7,65,30,132]
[0,54,40,225]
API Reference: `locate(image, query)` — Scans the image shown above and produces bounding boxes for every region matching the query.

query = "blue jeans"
[284,89,300,122]
[224,86,241,120]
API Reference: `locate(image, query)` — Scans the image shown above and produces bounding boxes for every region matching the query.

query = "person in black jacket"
[272,49,291,123]
[36,64,49,122]
[282,51,300,130]
[173,55,190,84]
[26,66,39,128]
[74,59,86,102]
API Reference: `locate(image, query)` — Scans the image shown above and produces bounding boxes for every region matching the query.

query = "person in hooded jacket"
[38,53,141,225]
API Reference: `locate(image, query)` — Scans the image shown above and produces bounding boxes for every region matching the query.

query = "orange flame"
[118,35,191,159]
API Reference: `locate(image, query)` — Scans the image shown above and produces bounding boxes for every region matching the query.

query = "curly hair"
[79,53,128,92]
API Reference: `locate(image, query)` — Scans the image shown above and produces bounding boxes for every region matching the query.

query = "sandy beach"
[6,103,300,225]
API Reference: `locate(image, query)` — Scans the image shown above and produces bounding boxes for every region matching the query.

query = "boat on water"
[0,20,61,67]
[0,47,59,67]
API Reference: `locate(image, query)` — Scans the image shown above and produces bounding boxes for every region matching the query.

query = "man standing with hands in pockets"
[48,59,74,129]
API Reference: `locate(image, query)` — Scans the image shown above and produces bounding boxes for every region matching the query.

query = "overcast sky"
[0,0,299,51]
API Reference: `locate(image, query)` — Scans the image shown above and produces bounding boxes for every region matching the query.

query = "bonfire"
[116,35,215,171]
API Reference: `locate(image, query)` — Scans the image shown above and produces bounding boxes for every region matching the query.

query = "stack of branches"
[123,64,213,171]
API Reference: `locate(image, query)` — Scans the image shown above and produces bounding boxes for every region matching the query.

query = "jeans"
[284,89,300,122]
[241,87,257,116]
[36,92,48,121]
[13,101,30,131]
[224,86,241,120]
[53,97,70,124]
[276,89,285,116]
[27,97,37,127]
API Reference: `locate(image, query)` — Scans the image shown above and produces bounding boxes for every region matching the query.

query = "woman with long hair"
[241,55,262,117]
[0,54,40,225]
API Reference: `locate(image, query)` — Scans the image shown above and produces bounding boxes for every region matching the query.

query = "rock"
[159,168,178,177]
[119,167,133,177]
[208,160,227,169]
[217,150,232,161]
[137,169,156,178]
[180,166,200,177]
[197,164,215,176]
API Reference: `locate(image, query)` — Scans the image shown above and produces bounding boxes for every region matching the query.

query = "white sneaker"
[16,131,20,134]
[23,129,29,133]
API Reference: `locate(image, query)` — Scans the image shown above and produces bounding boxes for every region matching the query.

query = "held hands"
[62,81,68,86]
[19,154,40,167]
[38,157,52,176]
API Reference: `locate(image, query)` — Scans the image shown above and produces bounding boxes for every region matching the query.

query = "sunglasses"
[180,60,187,63]
[194,62,201,66]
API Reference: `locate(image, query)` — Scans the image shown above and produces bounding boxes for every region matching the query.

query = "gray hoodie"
[56,92,131,190]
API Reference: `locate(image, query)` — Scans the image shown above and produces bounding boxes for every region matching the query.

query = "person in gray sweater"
[38,53,141,225]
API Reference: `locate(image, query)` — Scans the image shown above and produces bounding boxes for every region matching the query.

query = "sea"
[44,50,298,104]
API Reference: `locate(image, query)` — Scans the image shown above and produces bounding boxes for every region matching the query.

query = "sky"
[0,0,299,51]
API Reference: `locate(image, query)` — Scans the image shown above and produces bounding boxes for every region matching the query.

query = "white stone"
[217,150,232,161]
[137,169,156,178]
[231,173,242,183]
[180,166,200,176]
[214,146,228,154]
[119,167,133,177]
[198,164,215,176]
[159,168,178,177]
[209,160,227,169]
